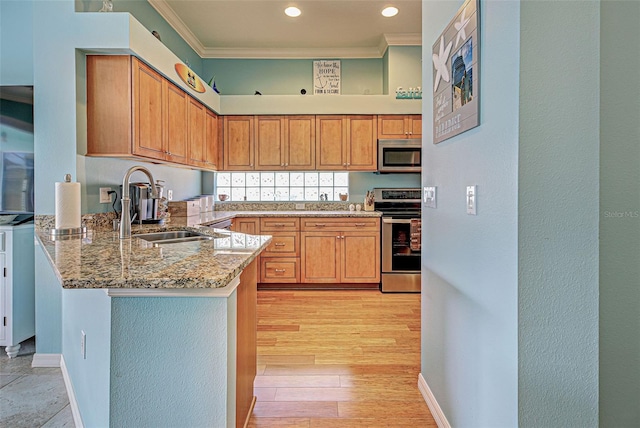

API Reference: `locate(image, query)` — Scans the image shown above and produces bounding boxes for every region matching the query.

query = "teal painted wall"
[387,46,422,96]
[518,2,600,426]
[62,288,111,426]
[421,1,519,426]
[34,244,62,354]
[74,0,202,75]
[0,1,34,85]
[110,297,233,427]
[599,1,640,426]
[202,58,383,95]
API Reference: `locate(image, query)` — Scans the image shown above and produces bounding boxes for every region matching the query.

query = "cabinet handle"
[314,223,326,227]
[355,223,366,227]
[274,242,286,247]
[274,269,286,273]
[274,223,285,227]
[343,163,347,167]
[285,163,289,167]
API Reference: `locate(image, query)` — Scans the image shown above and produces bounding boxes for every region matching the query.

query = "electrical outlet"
[99,187,112,203]
[167,190,173,201]
[295,203,305,210]
[81,330,86,359]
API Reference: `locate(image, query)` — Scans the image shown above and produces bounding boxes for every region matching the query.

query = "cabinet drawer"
[260,217,299,231]
[260,257,300,283]
[300,217,380,232]
[262,233,299,256]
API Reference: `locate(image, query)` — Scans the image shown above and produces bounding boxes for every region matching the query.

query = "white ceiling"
[148,0,422,59]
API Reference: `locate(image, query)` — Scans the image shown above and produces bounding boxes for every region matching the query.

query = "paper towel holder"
[50,173,87,238]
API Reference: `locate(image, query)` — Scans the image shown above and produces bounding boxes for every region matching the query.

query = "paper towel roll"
[55,181,81,229]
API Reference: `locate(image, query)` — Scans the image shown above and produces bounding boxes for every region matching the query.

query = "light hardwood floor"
[248,290,436,427]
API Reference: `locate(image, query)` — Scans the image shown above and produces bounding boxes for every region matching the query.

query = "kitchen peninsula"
[35,223,270,428]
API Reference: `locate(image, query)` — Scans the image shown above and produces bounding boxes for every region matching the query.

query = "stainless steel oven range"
[374,188,421,292]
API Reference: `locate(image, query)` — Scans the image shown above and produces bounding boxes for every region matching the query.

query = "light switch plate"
[424,186,437,208]
[466,185,477,215]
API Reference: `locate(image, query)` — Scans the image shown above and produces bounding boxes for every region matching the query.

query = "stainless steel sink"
[134,230,214,245]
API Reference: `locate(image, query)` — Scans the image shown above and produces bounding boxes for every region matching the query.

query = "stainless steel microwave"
[377,139,422,173]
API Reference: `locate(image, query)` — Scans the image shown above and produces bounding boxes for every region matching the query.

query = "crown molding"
[147,0,206,55]
[147,0,421,59]
[200,46,384,59]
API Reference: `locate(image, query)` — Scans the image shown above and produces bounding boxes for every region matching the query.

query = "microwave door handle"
[382,218,414,224]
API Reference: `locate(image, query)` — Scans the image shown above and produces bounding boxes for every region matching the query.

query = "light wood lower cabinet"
[300,217,380,285]
[259,218,300,283]
[231,217,260,235]
[236,258,257,428]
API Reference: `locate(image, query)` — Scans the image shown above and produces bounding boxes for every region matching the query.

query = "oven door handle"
[382,218,415,224]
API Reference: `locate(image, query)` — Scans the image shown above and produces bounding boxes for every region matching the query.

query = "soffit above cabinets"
[148,0,422,59]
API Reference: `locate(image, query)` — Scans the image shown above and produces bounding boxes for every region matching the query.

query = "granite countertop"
[35,210,380,291]
[35,225,271,290]
[173,209,381,227]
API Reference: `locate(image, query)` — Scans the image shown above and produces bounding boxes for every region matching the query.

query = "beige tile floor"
[0,337,74,427]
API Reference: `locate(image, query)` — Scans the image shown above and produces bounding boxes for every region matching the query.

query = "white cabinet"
[0,224,35,358]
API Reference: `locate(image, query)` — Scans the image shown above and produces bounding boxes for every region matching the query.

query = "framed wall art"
[432,0,480,144]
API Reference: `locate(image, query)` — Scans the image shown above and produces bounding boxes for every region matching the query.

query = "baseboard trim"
[60,356,84,428]
[31,353,61,368]
[418,373,451,428]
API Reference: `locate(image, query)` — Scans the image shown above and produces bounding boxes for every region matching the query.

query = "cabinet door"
[285,116,315,170]
[87,55,132,156]
[0,252,5,342]
[341,232,380,283]
[132,58,165,159]
[346,115,377,171]
[236,258,257,427]
[164,83,189,164]
[255,116,285,170]
[407,115,422,138]
[204,109,219,170]
[186,96,207,167]
[300,232,340,283]
[224,116,254,170]
[260,257,300,283]
[377,115,408,139]
[231,218,259,235]
[315,116,346,170]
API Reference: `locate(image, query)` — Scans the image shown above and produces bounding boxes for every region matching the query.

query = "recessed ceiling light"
[381,6,398,17]
[285,6,301,17]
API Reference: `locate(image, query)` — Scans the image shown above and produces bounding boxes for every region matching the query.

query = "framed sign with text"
[313,60,341,95]
[432,0,479,144]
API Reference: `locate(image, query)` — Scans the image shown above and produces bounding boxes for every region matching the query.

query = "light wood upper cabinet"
[164,82,189,165]
[377,115,422,139]
[253,115,315,170]
[205,109,219,170]
[186,97,206,167]
[131,58,166,159]
[87,55,218,171]
[285,116,315,170]
[315,115,346,170]
[346,115,377,170]
[315,115,377,171]
[255,116,285,170]
[223,116,255,170]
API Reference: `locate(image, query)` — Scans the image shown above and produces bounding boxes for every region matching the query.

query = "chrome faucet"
[119,165,158,239]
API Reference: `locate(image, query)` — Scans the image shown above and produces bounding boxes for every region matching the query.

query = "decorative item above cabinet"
[86,55,219,171]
